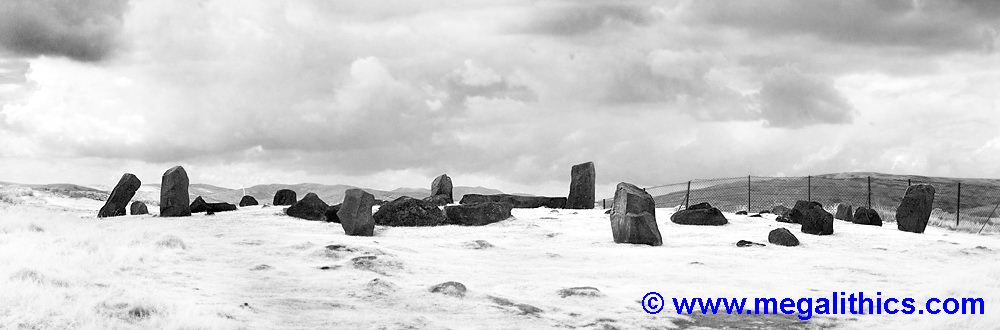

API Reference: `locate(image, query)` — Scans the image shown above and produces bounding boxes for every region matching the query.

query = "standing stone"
[273,189,297,206]
[130,201,148,215]
[159,166,191,217]
[896,184,936,233]
[670,202,728,226]
[239,195,258,207]
[430,174,453,204]
[286,193,329,221]
[609,182,662,246]
[566,162,595,209]
[852,207,882,226]
[835,204,853,221]
[374,196,447,226]
[444,202,513,226]
[338,189,375,236]
[796,201,834,236]
[98,173,142,218]
[768,228,800,247]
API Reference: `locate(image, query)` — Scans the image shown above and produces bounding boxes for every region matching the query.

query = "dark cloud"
[516,3,655,36]
[691,0,1000,54]
[0,0,129,62]
[758,67,854,128]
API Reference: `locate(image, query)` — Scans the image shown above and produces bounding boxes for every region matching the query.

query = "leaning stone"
[609,182,662,246]
[273,189,297,206]
[130,201,148,215]
[338,189,375,236]
[159,166,191,217]
[896,184,935,234]
[286,193,329,221]
[768,228,799,247]
[444,202,513,226]
[98,173,141,218]
[566,162,595,209]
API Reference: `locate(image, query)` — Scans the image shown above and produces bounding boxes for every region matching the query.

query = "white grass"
[0,195,998,329]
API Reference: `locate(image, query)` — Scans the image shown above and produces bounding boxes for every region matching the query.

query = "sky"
[0,0,999,197]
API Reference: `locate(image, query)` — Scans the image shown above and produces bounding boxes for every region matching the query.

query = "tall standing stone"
[896,184,936,233]
[430,174,453,204]
[273,189,297,206]
[567,162,595,209]
[159,166,191,217]
[338,189,375,236]
[98,173,142,218]
[609,182,662,246]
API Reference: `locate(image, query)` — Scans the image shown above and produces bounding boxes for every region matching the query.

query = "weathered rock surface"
[338,189,375,236]
[444,202,513,226]
[835,204,854,221]
[795,201,834,235]
[373,196,446,226]
[852,207,883,226]
[159,166,191,217]
[460,194,566,209]
[192,197,238,213]
[130,201,148,215]
[273,189,297,206]
[670,202,728,226]
[422,194,451,206]
[430,174,453,204]
[429,281,467,298]
[190,196,208,213]
[98,173,142,218]
[286,193,329,221]
[768,228,800,246]
[566,162,595,209]
[896,184,935,233]
[239,195,258,207]
[609,182,662,246]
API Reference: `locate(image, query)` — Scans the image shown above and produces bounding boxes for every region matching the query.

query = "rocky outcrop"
[460,194,566,209]
[373,196,446,226]
[98,173,141,218]
[159,166,191,217]
[338,189,375,236]
[239,195,258,207]
[130,201,148,215]
[670,202,728,226]
[852,207,882,226]
[896,184,935,233]
[444,202,513,226]
[286,193,329,221]
[835,204,853,221]
[566,162,595,209]
[609,182,662,246]
[768,228,799,246]
[273,189,297,206]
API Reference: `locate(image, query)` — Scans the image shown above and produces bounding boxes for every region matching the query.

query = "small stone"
[429,281,467,297]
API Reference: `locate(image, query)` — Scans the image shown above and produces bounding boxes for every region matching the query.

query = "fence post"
[867,176,872,210]
[908,179,911,186]
[957,182,961,227]
[807,175,812,201]
[684,181,691,209]
[747,175,751,213]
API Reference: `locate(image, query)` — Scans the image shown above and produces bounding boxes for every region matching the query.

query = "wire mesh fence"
[633,175,1000,235]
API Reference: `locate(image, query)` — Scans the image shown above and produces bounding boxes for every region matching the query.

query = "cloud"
[515,2,656,36]
[758,67,854,128]
[0,0,129,62]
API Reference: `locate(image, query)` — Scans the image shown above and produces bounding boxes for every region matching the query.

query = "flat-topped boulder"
[444,202,513,226]
[670,202,728,226]
[566,162,595,209]
[159,166,191,217]
[286,193,329,221]
[609,182,662,246]
[460,194,566,209]
[130,201,148,215]
[273,189,297,206]
[374,196,446,226]
[795,201,834,235]
[239,195,258,207]
[98,173,142,218]
[852,207,882,226]
[896,184,935,233]
[835,204,853,221]
[338,189,375,236]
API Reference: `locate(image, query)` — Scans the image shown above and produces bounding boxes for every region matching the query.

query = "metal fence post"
[747,175,751,213]
[867,176,872,210]
[908,179,911,186]
[684,181,691,209]
[957,182,961,227]
[807,175,812,201]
